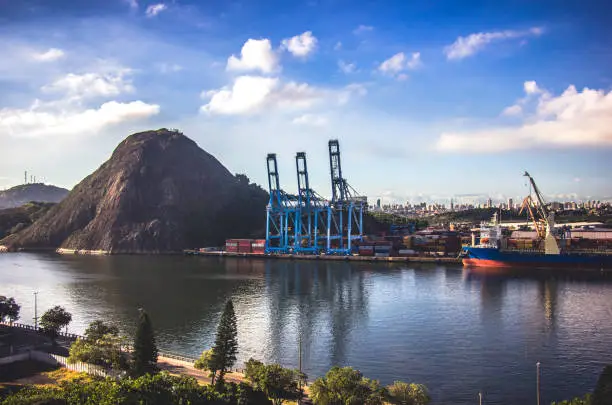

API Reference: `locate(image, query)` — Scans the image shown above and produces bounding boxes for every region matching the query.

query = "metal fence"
[47,353,123,379]
[3,322,198,365]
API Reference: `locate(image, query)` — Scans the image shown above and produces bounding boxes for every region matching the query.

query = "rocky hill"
[0,129,269,253]
[0,183,68,209]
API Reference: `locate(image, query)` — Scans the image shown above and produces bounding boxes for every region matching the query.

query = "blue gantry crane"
[326,140,366,255]
[294,152,329,254]
[265,153,299,254]
[265,140,365,256]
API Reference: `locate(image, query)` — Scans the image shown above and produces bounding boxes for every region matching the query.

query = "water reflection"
[2,254,612,405]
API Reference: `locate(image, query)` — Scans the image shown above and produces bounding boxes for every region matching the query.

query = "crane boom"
[524,171,548,220]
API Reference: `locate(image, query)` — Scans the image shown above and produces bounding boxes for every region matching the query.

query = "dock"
[184,250,461,264]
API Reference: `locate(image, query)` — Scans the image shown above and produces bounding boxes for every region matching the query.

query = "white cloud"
[226,39,279,74]
[338,60,356,74]
[406,52,422,69]
[0,100,159,138]
[281,31,318,58]
[145,3,166,17]
[42,70,134,99]
[32,48,65,62]
[292,114,328,126]
[200,76,366,115]
[524,80,541,95]
[444,27,543,60]
[379,53,405,73]
[353,25,374,35]
[378,52,421,79]
[436,82,612,152]
[396,73,409,81]
[502,104,522,116]
[334,41,342,51]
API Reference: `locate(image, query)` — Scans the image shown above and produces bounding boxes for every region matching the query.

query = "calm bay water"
[1,252,612,404]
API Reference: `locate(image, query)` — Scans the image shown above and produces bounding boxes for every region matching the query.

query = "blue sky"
[1,0,611,203]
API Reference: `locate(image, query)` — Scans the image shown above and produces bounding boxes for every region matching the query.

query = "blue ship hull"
[462,247,612,270]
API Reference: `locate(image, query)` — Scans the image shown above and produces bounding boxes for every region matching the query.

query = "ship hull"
[462,247,612,270]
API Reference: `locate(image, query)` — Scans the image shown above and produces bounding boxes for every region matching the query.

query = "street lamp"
[298,334,302,405]
[478,391,483,405]
[33,292,38,330]
[536,362,541,405]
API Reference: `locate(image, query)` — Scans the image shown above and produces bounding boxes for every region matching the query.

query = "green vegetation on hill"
[0,202,55,240]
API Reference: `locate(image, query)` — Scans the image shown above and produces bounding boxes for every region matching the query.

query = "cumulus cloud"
[42,69,134,99]
[338,60,356,74]
[145,3,166,17]
[281,31,318,58]
[444,27,543,60]
[378,52,422,79]
[524,80,541,95]
[436,81,612,152]
[226,39,279,74]
[379,53,406,73]
[200,76,365,115]
[292,114,328,126]
[353,25,374,35]
[334,41,342,51]
[1,61,159,138]
[32,48,65,62]
[0,100,159,138]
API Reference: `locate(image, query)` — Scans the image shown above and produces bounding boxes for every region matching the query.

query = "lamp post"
[33,292,38,330]
[478,391,483,405]
[536,362,541,405]
[298,334,302,405]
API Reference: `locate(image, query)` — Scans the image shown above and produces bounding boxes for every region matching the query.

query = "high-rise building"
[486,198,493,209]
[508,198,513,210]
[376,198,381,209]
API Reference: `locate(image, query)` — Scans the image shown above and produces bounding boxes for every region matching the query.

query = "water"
[1,253,612,404]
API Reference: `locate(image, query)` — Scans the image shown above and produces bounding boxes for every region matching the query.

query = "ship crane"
[519,171,560,255]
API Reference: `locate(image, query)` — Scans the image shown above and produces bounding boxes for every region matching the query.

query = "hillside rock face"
[1,129,268,253]
[0,184,68,209]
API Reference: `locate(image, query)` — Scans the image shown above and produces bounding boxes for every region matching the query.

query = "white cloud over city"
[437,81,612,152]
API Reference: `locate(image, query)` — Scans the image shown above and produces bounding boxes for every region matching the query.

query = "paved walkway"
[157,355,245,385]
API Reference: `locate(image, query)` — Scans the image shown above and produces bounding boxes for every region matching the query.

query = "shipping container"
[374,252,390,257]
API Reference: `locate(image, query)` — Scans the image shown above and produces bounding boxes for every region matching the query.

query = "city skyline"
[1,0,610,200]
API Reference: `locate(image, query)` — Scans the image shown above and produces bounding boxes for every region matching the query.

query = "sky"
[1,0,611,204]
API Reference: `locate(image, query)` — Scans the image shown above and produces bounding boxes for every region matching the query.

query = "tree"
[310,366,387,405]
[209,300,238,385]
[0,296,21,324]
[244,358,305,405]
[194,348,214,372]
[84,319,119,341]
[68,320,128,371]
[551,395,592,405]
[592,365,612,405]
[387,381,431,405]
[131,309,158,377]
[39,306,72,344]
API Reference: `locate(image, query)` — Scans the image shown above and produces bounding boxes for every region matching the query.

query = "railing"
[3,322,199,365]
[48,353,123,379]
[3,322,81,339]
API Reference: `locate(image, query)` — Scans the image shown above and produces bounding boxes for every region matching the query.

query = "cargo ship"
[461,172,612,271]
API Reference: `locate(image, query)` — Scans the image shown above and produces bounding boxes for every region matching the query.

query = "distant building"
[376,198,381,209]
[508,198,513,210]
[486,198,493,209]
